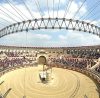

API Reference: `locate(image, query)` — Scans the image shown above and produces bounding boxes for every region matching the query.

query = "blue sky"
[0,0,100,47]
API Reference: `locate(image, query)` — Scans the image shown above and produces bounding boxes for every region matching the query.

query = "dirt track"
[0,66,99,98]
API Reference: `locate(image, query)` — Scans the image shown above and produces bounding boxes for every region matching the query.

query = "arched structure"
[38,56,46,65]
[0,18,100,38]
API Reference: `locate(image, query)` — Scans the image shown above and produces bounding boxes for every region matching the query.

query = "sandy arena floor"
[0,65,99,98]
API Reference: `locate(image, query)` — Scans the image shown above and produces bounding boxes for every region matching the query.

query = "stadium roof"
[0,0,100,47]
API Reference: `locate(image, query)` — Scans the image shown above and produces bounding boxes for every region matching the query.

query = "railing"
[51,62,100,84]
[0,64,34,77]
[0,63,99,86]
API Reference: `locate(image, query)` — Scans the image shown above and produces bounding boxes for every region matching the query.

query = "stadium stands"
[95,66,100,73]
[0,45,99,77]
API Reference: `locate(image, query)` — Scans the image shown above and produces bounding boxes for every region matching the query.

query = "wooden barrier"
[0,64,99,85]
[52,64,100,84]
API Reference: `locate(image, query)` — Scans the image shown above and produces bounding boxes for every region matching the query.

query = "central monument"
[38,56,52,83]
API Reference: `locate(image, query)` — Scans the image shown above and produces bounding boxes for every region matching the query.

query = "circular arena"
[0,0,100,98]
[0,46,99,98]
[0,66,99,98]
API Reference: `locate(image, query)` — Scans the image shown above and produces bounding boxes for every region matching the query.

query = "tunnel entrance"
[38,56,46,65]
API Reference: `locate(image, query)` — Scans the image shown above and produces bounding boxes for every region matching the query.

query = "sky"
[0,0,100,47]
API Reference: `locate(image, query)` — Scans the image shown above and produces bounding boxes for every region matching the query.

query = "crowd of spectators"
[95,66,100,73]
[66,49,100,59]
[0,57,32,71]
[0,51,20,57]
[0,48,99,74]
[0,51,37,71]
[49,56,100,74]
[66,49,100,73]
[49,57,96,69]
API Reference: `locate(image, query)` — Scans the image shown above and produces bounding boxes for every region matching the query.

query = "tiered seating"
[66,48,100,59]
[0,58,28,70]
[5,52,19,57]
[0,45,99,75]
[95,66,100,73]
[50,57,95,69]
[0,50,37,71]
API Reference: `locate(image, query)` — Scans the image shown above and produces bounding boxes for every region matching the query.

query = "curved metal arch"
[0,18,100,38]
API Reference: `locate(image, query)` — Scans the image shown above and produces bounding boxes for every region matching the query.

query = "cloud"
[58,31,100,46]
[28,33,51,40]
[0,0,87,22]
[3,31,51,40]
[0,0,100,47]
[0,31,52,46]
[0,29,100,47]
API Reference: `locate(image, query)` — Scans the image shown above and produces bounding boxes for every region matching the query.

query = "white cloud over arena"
[0,0,100,47]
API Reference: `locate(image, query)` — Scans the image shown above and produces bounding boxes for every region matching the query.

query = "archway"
[38,56,46,65]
